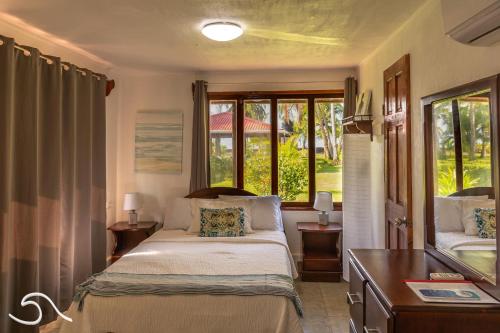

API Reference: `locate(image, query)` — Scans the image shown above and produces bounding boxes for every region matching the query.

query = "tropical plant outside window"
[315,99,344,202]
[244,100,272,195]
[209,100,236,187]
[278,100,309,201]
[432,89,492,196]
[208,91,343,205]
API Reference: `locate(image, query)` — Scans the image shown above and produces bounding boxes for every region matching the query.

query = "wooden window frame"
[433,91,493,194]
[208,90,344,210]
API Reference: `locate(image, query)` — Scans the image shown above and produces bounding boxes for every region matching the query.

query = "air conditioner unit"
[442,0,500,46]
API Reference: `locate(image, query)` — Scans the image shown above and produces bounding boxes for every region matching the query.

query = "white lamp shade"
[123,192,140,211]
[313,191,333,212]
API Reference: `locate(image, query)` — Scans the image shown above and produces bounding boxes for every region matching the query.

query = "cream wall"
[200,68,355,92]
[108,68,355,261]
[358,0,500,248]
[110,69,196,223]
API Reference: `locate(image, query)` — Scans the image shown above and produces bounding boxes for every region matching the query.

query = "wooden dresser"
[348,249,500,333]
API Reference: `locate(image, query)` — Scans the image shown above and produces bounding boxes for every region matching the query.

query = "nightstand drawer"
[303,257,340,271]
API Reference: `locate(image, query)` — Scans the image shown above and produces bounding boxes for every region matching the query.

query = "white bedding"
[47,230,303,333]
[436,231,497,251]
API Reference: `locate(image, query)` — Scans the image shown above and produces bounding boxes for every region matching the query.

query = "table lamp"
[313,191,333,226]
[123,192,140,225]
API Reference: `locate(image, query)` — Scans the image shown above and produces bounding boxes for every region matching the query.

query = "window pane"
[315,99,343,202]
[432,90,492,196]
[244,100,271,196]
[458,92,491,189]
[278,99,309,202]
[432,100,456,196]
[209,100,236,187]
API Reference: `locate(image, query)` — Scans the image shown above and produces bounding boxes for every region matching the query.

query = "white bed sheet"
[436,231,497,251]
[47,230,303,333]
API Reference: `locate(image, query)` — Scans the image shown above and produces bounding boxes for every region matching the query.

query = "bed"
[434,187,497,251]
[435,231,497,251]
[47,188,303,333]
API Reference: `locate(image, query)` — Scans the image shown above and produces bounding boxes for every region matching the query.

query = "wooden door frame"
[384,54,413,249]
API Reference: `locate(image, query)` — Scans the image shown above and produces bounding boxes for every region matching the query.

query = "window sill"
[281,203,342,212]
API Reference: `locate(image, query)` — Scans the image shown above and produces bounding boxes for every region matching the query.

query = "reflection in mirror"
[432,89,496,284]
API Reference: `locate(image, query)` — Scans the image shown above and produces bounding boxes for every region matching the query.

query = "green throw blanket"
[74,272,303,317]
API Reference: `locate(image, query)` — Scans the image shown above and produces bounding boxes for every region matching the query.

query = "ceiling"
[0,0,426,71]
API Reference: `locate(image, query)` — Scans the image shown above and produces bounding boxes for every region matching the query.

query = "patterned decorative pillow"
[199,207,245,237]
[473,208,496,239]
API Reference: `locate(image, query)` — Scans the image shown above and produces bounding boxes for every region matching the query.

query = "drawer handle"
[346,292,362,305]
[363,327,380,333]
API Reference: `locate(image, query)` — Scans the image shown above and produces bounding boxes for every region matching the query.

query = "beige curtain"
[0,35,107,333]
[189,80,209,192]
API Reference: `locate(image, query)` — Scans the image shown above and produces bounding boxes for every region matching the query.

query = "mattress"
[436,231,497,251]
[46,229,303,333]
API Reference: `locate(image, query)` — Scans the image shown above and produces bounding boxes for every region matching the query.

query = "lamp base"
[318,211,329,226]
[128,211,138,225]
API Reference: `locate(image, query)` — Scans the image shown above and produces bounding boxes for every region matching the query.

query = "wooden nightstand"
[108,221,158,264]
[297,222,343,282]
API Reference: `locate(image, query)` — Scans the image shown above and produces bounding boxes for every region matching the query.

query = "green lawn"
[294,155,342,202]
[212,155,343,202]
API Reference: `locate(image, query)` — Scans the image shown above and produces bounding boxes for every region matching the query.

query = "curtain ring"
[0,40,4,46]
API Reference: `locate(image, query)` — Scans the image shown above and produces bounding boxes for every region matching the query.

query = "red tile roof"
[210,111,271,133]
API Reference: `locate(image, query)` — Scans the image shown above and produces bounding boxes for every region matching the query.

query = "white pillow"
[434,196,488,232]
[219,195,283,231]
[434,197,462,232]
[163,198,192,230]
[188,198,254,234]
[461,199,495,235]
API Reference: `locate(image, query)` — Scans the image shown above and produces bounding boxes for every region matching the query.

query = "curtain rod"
[206,80,344,85]
[0,41,105,80]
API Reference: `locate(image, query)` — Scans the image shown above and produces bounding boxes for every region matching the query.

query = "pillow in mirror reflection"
[434,196,488,232]
[463,199,495,235]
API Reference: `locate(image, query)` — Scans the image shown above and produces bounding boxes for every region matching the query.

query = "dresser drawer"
[365,284,392,333]
[348,260,366,333]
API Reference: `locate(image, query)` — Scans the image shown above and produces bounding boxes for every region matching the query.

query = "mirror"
[428,87,497,284]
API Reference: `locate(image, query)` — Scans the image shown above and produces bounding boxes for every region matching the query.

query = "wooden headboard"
[449,187,495,199]
[185,187,257,199]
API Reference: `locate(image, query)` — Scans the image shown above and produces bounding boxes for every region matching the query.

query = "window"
[432,89,492,196]
[244,100,272,196]
[208,91,344,207]
[278,99,308,201]
[209,100,236,187]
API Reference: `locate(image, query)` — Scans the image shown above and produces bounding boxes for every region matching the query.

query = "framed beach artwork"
[135,110,183,174]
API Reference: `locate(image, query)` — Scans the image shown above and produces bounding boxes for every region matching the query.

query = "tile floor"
[296,281,350,333]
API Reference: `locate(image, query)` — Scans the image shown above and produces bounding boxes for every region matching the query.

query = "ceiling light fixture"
[201,22,243,42]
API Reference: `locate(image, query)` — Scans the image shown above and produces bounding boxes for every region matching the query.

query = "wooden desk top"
[108,221,157,232]
[349,249,500,312]
[297,222,342,233]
